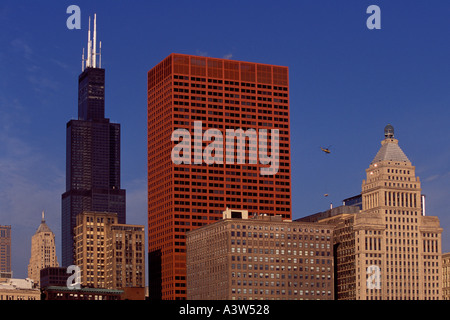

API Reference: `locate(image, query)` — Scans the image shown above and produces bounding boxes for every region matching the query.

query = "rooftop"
[371,124,410,164]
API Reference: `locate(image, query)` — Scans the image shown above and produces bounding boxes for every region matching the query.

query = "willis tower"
[62,14,126,266]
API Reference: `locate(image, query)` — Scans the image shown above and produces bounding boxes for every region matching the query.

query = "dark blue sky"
[0,1,449,278]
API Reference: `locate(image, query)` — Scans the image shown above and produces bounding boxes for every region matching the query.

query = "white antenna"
[87,16,92,68]
[99,41,102,68]
[82,14,101,71]
[92,14,97,68]
[81,47,85,71]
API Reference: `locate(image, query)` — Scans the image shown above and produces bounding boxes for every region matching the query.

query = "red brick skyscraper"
[147,53,291,299]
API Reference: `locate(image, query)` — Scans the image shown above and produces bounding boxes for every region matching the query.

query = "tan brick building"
[27,211,59,286]
[106,224,145,289]
[186,208,334,300]
[0,225,12,278]
[442,252,450,299]
[74,211,145,289]
[0,278,40,300]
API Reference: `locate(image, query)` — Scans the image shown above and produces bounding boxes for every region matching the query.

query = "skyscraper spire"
[63,15,125,266]
[87,16,92,68]
[82,14,101,71]
[92,14,97,68]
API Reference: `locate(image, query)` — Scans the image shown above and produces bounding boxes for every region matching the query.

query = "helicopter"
[320,145,332,154]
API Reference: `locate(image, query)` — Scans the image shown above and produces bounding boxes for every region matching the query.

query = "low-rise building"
[187,208,334,300]
[0,278,40,300]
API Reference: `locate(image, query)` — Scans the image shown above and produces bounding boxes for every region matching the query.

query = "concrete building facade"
[187,209,334,300]
[0,278,40,300]
[74,211,145,290]
[442,252,450,299]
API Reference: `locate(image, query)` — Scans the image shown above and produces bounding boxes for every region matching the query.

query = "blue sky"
[0,1,449,278]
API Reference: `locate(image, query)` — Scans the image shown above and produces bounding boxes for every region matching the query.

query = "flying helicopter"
[320,145,332,154]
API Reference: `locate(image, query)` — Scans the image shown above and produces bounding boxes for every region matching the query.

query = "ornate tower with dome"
[357,124,443,300]
[309,125,443,300]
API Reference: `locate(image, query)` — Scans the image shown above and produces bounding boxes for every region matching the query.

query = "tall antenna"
[82,14,101,71]
[87,16,92,68]
[99,41,102,68]
[82,47,85,71]
[92,14,97,68]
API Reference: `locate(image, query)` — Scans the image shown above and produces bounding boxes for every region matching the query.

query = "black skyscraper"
[62,15,126,266]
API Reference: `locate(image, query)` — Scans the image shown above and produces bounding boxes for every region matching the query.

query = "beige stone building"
[27,211,59,286]
[74,211,145,290]
[442,252,450,299]
[302,125,443,300]
[0,278,40,300]
[186,208,334,300]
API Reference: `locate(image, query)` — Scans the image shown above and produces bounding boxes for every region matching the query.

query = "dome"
[371,125,410,164]
[384,124,394,139]
[35,211,53,234]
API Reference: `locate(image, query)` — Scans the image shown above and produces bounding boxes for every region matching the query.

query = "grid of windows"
[187,216,334,300]
[0,226,11,276]
[74,212,145,290]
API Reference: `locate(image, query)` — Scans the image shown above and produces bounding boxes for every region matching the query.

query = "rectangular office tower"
[147,53,292,299]
[62,18,126,267]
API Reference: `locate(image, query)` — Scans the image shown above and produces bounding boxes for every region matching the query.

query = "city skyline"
[0,1,449,280]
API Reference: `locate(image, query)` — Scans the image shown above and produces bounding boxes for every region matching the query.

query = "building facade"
[61,15,126,267]
[74,211,145,290]
[186,209,334,300]
[106,224,145,289]
[301,125,443,300]
[27,212,59,286]
[74,212,116,288]
[147,53,292,299]
[0,225,11,278]
[40,267,70,289]
[0,278,40,300]
[42,286,122,300]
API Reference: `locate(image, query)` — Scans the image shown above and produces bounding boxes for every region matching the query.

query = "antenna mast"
[81,48,85,71]
[99,41,102,68]
[87,16,92,68]
[82,14,101,71]
[92,14,97,68]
